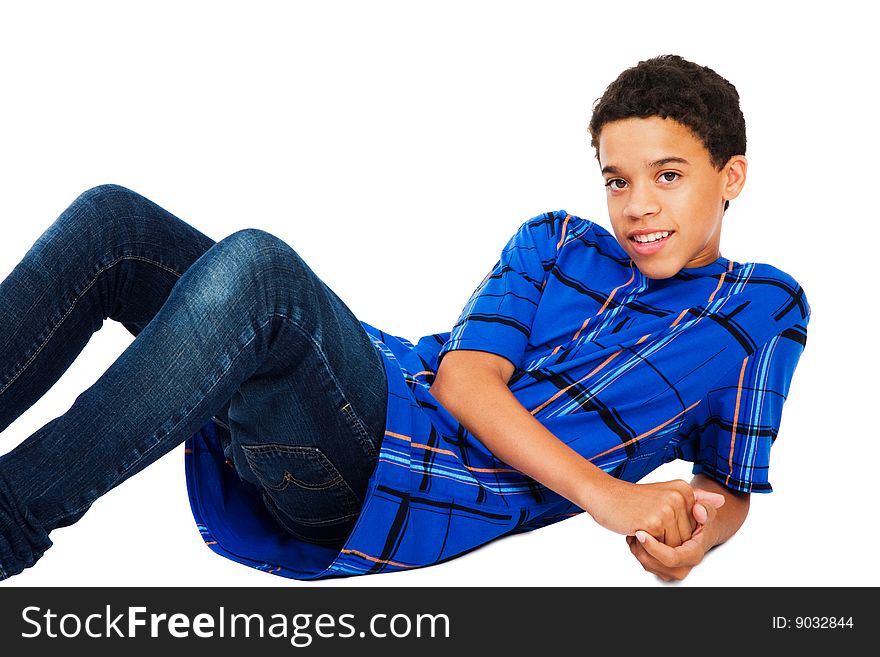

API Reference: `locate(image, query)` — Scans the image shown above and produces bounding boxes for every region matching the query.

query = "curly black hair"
[588,55,746,209]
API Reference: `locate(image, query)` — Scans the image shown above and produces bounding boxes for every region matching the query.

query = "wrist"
[573,464,620,519]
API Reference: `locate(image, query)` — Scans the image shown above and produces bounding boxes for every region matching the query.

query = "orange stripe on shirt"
[588,399,703,462]
[669,308,690,328]
[529,350,623,415]
[726,356,749,487]
[340,549,415,569]
[598,270,635,315]
[465,464,518,473]
[379,459,482,487]
[556,214,571,252]
[538,335,649,415]
[571,316,591,342]
[411,441,457,457]
[386,432,517,473]
[707,260,733,304]
[551,316,591,354]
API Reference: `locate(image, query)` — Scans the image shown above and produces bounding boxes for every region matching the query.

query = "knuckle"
[674,479,694,499]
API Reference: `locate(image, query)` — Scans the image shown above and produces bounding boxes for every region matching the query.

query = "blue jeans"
[0,184,388,580]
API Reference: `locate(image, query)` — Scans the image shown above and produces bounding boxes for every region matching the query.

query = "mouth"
[629,231,674,255]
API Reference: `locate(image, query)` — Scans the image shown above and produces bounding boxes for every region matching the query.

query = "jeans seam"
[340,402,378,456]
[0,254,184,397]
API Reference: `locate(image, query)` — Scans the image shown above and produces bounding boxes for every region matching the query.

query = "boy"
[184,54,807,582]
[430,54,810,581]
[0,55,808,583]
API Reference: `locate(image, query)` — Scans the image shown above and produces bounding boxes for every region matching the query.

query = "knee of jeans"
[214,228,317,312]
[219,228,297,266]
[61,184,145,248]
[71,184,142,219]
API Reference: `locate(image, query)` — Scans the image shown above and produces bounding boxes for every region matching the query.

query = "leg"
[0,219,387,579]
[223,236,389,547]
[0,184,217,433]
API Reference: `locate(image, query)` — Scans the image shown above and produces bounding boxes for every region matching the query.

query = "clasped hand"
[589,478,725,582]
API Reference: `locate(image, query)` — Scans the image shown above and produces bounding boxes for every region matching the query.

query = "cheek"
[606,194,625,214]
[688,181,719,211]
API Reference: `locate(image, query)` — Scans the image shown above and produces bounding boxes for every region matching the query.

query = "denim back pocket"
[241,443,362,543]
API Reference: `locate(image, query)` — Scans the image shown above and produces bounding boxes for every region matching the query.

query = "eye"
[658,171,680,184]
[605,178,627,191]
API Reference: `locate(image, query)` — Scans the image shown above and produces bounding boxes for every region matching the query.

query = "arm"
[431,349,608,511]
[430,349,723,547]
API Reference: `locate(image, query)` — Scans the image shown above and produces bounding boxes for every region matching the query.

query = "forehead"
[597,117,710,168]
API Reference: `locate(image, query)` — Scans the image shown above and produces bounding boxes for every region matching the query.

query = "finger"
[671,509,693,547]
[629,536,679,580]
[635,530,677,566]
[662,518,683,548]
[635,530,699,569]
[694,489,726,509]
[627,534,638,554]
[695,499,720,528]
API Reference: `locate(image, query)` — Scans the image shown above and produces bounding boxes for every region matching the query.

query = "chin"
[634,261,680,280]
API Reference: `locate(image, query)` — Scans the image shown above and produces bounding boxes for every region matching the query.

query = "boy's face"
[597,116,746,279]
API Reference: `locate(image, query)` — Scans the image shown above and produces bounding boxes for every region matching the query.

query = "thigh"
[222,245,388,547]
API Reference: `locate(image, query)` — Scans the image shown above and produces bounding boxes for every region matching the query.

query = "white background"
[0,1,875,588]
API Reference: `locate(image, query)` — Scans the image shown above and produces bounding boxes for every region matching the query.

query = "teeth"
[633,231,670,243]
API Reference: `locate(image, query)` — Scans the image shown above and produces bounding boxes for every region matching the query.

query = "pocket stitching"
[240,443,361,519]
[242,444,351,491]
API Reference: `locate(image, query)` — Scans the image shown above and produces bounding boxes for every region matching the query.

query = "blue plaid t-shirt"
[185,209,810,579]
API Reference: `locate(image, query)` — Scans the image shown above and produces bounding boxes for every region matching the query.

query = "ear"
[721,155,748,202]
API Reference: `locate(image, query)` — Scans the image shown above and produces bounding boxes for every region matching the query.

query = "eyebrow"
[601,157,691,176]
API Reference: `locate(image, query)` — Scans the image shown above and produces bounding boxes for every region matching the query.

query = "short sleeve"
[681,325,808,493]
[437,211,567,371]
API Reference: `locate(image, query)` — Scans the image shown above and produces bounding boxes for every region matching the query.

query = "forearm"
[430,363,611,515]
[690,474,750,547]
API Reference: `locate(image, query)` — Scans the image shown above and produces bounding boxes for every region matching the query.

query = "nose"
[623,183,660,219]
